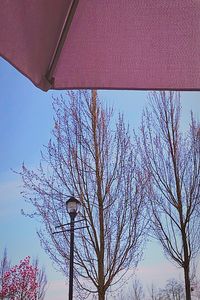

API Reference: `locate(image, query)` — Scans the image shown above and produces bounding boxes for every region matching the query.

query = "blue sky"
[0,57,200,299]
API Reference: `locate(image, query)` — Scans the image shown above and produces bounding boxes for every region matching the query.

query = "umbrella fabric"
[1,0,200,91]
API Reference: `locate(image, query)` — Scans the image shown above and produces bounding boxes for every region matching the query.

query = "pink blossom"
[0,257,39,300]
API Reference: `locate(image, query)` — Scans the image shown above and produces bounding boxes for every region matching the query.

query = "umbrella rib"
[45,0,79,86]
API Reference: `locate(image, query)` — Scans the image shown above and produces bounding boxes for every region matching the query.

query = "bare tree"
[130,279,145,300]
[20,90,148,299]
[147,279,184,300]
[118,278,146,300]
[190,262,200,300]
[119,277,184,300]
[158,279,184,300]
[33,258,47,300]
[137,91,200,300]
[0,249,10,300]
[148,283,160,300]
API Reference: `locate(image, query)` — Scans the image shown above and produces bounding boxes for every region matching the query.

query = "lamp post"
[66,197,81,300]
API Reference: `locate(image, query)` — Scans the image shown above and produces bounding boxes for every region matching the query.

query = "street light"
[66,197,81,217]
[66,197,81,300]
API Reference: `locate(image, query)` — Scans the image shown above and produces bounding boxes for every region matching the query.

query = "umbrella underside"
[0,0,200,91]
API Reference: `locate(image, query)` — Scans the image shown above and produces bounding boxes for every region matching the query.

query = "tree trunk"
[184,263,191,300]
[91,90,106,300]
[182,227,191,300]
[98,288,105,300]
[179,204,191,300]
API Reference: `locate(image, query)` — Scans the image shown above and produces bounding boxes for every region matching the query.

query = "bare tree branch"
[137,91,200,300]
[20,90,148,299]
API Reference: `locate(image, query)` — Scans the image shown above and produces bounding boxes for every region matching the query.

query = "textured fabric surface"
[0,0,200,91]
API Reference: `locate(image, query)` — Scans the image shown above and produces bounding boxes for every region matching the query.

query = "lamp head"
[66,197,80,218]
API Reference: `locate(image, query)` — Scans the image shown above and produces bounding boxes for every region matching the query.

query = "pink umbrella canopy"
[1,0,200,91]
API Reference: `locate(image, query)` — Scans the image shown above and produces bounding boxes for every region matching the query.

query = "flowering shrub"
[0,256,38,300]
